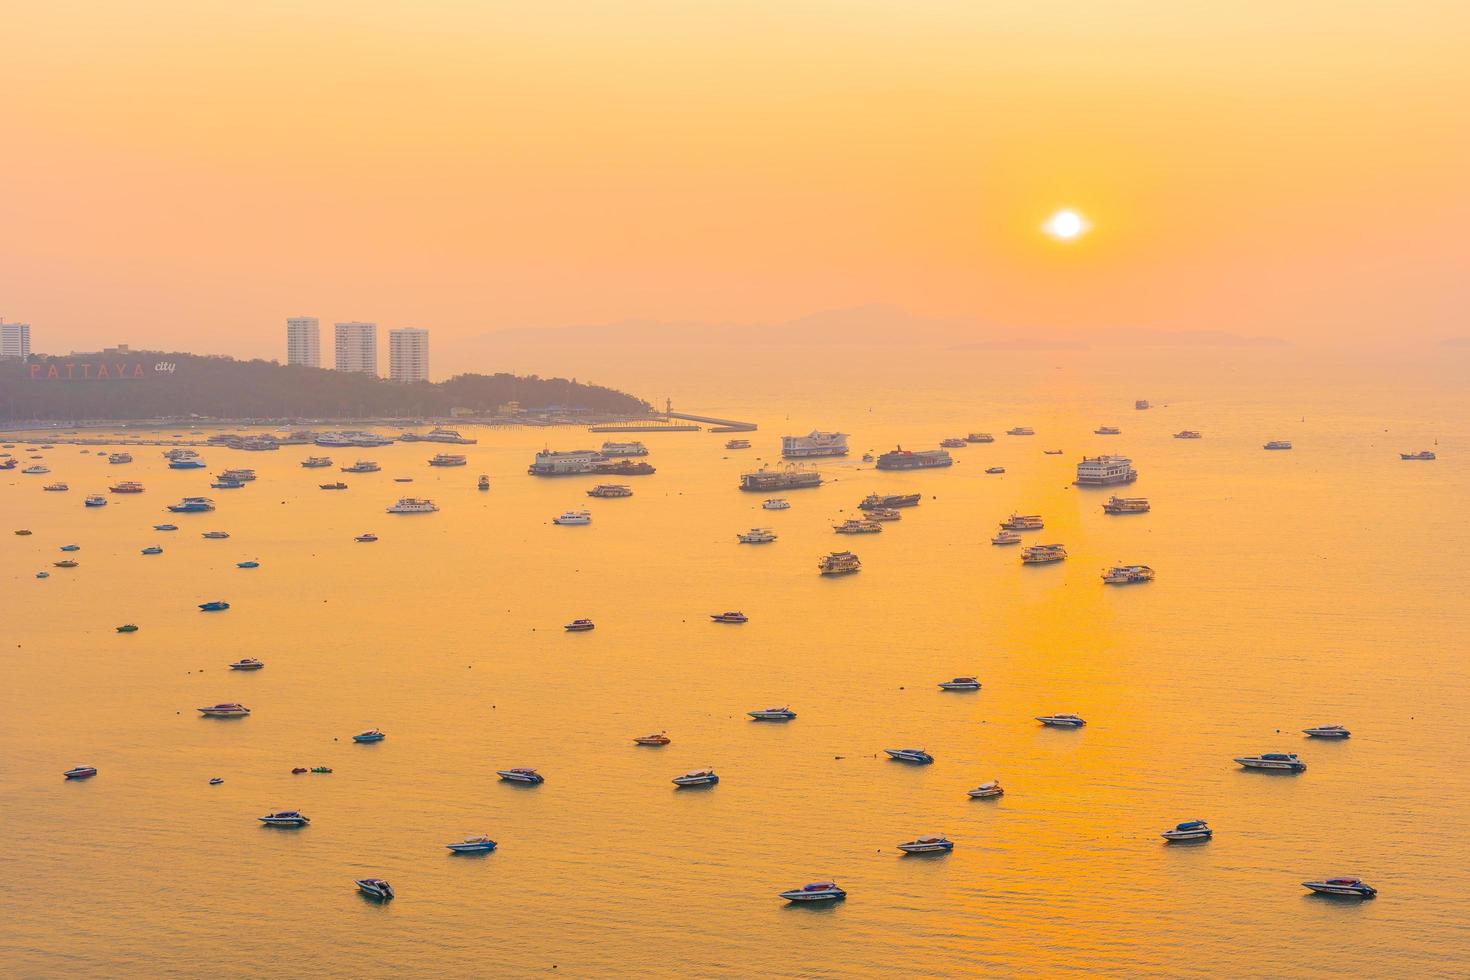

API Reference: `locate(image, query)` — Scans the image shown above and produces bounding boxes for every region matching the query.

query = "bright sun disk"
[1042,209,1089,241]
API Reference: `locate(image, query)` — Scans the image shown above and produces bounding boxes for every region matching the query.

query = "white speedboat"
[258,810,310,827]
[938,677,981,691]
[63,765,98,779]
[1036,713,1085,727]
[634,732,671,746]
[446,836,498,853]
[1161,820,1213,842]
[1234,752,1306,772]
[1302,725,1351,738]
[497,768,544,784]
[356,878,394,900]
[897,835,954,854]
[748,706,796,721]
[552,509,592,525]
[1302,877,1376,898]
[737,528,777,543]
[197,702,251,718]
[352,729,386,743]
[228,658,265,671]
[967,780,1003,799]
[884,748,933,764]
[762,498,791,510]
[672,768,720,787]
[779,881,846,902]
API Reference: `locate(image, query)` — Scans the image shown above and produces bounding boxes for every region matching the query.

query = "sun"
[1042,209,1090,241]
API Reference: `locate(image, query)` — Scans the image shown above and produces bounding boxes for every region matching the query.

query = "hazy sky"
[3,1,1468,359]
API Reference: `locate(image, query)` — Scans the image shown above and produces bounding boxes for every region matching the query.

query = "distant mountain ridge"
[478,304,1286,349]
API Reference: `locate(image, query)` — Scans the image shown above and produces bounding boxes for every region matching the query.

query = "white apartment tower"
[1,319,31,359]
[334,321,378,375]
[286,316,320,367]
[388,328,430,383]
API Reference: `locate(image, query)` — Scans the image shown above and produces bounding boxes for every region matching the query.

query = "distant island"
[0,350,651,423]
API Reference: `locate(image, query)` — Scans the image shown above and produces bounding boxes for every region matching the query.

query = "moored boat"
[496,768,544,784]
[859,493,920,510]
[938,677,981,691]
[737,528,777,543]
[672,768,719,787]
[1102,496,1150,514]
[319,482,348,490]
[747,706,796,721]
[1102,565,1154,584]
[552,509,592,525]
[428,453,468,467]
[897,835,954,854]
[833,518,882,534]
[818,551,861,575]
[1264,440,1293,450]
[634,732,671,746]
[167,497,216,513]
[1234,752,1306,772]
[1036,713,1086,727]
[84,495,107,507]
[965,432,994,443]
[387,497,438,514]
[1400,450,1436,460]
[116,624,139,633]
[446,836,498,853]
[876,447,952,470]
[563,619,595,632]
[63,766,98,780]
[355,878,394,900]
[198,702,251,717]
[198,600,230,611]
[355,533,378,542]
[202,531,230,539]
[779,881,846,902]
[1302,877,1376,898]
[1000,513,1043,530]
[991,530,1021,545]
[884,748,934,764]
[109,481,145,494]
[985,466,1006,474]
[586,484,633,498]
[762,498,791,510]
[301,456,333,468]
[352,729,386,743]
[711,611,748,623]
[1302,725,1351,738]
[44,482,69,491]
[229,658,265,671]
[967,780,1003,799]
[1162,820,1213,842]
[1174,430,1202,439]
[1021,543,1067,564]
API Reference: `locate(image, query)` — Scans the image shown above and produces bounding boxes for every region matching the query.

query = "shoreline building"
[335,321,377,376]
[1,319,31,360]
[1075,455,1138,486]
[388,327,429,383]
[286,317,320,367]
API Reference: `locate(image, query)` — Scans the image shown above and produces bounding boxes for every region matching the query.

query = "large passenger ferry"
[781,431,849,458]
[428,453,468,467]
[599,440,648,457]
[528,449,603,476]
[1074,455,1138,486]
[1021,543,1067,564]
[387,497,439,514]
[1102,496,1150,514]
[860,492,920,509]
[819,551,862,575]
[875,447,953,470]
[740,465,822,492]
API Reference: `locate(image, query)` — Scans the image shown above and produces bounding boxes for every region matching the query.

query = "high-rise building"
[1,320,31,360]
[334,321,377,375]
[388,328,430,383]
[286,317,320,367]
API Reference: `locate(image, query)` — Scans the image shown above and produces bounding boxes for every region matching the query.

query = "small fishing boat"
[762,498,791,510]
[447,836,498,853]
[202,531,230,540]
[355,533,378,542]
[352,730,386,743]
[747,706,796,721]
[291,767,309,775]
[884,748,934,764]
[141,546,163,555]
[319,482,348,491]
[356,878,394,900]
[236,560,260,569]
[1043,449,1064,455]
[496,768,544,784]
[116,624,139,633]
[53,559,79,568]
[60,544,80,552]
[938,677,981,691]
[737,528,778,543]
[198,601,230,611]
[967,780,1003,799]
[209,778,224,785]
[15,529,33,535]
[672,768,720,787]
[1162,820,1213,842]
[310,766,333,774]
[634,732,671,746]
[63,766,98,780]
[564,619,595,632]
[478,474,490,490]
[779,881,846,902]
[84,495,107,507]
[260,811,311,828]
[1036,713,1086,727]
[897,835,954,854]
[154,524,178,531]
[228,658,265,671]
[1235,752,1306,772]
[1302,877,1376,898]
[198,702,251,718]
[711,611,748,623]
[1302,725,1351,738]
[985,466,1006,474]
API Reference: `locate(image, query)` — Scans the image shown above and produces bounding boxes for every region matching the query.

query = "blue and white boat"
[60,544,80,552]
[210,479,243,489]
[35,571,49,579]
[1036,713,1086,728]
[84,495,107,507]
[167,497,215,513]
[356,878,394,900]
[154,524,179,531]
[496,768,544,784]
[168,458,207,469]
[258,810,310,827]
[672,768,719,787]
[352,729,386,743]
[1302,725,1351,738]
[1235,752,1306,772]
[142,546,163,555]
[748,706,797,721]
[779,881,846,902]
[897,835,954,854]
[236,560,260,569]
[446,836,498,853]
[63,765,97,779]
[938,677,981,691]
[198,600,230,612]
[229,658,265,671]
[1302,877,1376,898]
[1162,820,1213,842]
[967,780,1003,799]
[884,748,934,764]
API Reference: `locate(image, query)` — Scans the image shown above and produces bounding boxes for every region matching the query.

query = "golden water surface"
[2,349,1467,977]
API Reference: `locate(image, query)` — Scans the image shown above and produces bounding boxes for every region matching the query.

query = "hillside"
[0,350,651,421]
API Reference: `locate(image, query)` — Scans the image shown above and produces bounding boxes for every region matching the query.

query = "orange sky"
[3,1,1468,359]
